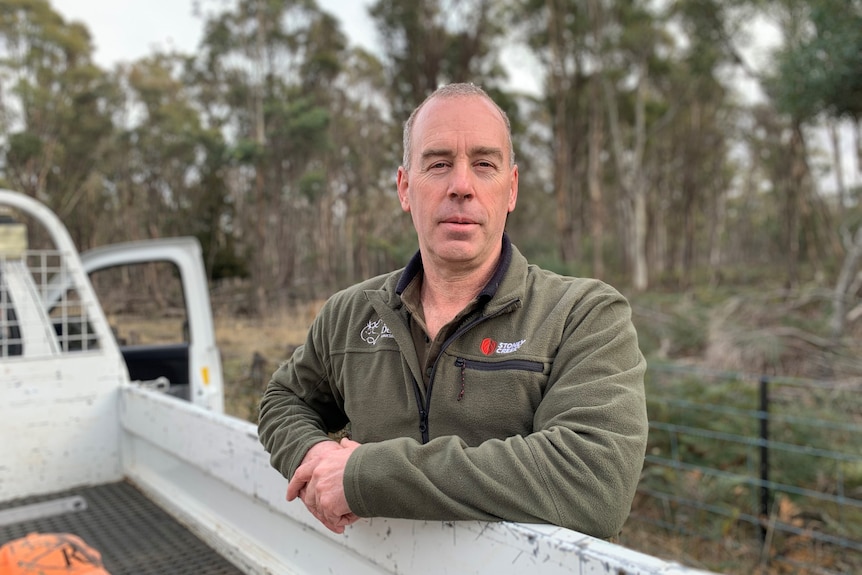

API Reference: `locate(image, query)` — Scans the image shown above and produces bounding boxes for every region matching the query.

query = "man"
[258,83,648,539]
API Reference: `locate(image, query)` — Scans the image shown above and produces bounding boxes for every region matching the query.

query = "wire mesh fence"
[623,363,862,574]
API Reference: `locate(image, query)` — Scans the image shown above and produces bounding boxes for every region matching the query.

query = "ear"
[507,164,519,213]
[397,166,411,213]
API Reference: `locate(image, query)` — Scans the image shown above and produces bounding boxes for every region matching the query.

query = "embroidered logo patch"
[480,337,526,355]
[360,318,393,345]
[480,338,497,355]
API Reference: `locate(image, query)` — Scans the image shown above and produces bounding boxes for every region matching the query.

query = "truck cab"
[0,192,223,412]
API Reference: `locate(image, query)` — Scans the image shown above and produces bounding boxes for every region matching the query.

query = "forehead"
[411,95,509,158]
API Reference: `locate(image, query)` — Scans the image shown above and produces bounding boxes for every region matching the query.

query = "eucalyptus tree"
[754,0,862,288]
[764,0,862,335]
[369,0,510,128]
[599,1,677,291]
[194,0,347,312]
[660,0,740,288]
[512,0,593,270]
[105,54,231,270]
[768,0,862,176]
[514,0,679,290]
[0,0,117,248]
[325,47,410,285]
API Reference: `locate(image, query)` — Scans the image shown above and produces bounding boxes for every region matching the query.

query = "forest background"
[2,0,862,380]
[3,1,862,572]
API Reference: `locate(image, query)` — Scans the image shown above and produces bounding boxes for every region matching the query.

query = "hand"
[287,438,362,533]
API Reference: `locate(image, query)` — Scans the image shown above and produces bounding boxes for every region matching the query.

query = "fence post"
[759,375,770,546]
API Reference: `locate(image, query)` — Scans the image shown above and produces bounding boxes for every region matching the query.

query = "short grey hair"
[401,83,515,170]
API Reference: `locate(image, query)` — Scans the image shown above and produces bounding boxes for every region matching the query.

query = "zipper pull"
[455,358,466,401]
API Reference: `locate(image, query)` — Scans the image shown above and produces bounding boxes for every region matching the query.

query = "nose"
[448,161,473,200]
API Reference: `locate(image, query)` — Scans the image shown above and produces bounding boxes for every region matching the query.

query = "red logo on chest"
[480,338,497,356]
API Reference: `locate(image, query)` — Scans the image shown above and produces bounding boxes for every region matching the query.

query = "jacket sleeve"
[258,305,348,481]
[343,286,648,539]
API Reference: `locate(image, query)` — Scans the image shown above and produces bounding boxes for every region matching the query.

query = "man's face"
[397,95,518,273]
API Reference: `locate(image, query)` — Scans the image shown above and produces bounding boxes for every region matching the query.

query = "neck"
[421,263,491,305]
[418,255,497,339]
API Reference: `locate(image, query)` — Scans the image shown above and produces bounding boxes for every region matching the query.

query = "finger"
[286,463,313,501]
[306,502,345,534]
[307,504,333,530]
[286,478,303,501]
[319,512,354,534]
[335,513,360,527]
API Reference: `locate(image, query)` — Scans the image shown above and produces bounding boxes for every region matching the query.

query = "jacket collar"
[395,233,514,301]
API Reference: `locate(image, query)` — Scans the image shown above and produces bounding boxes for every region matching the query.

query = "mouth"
[440,216,478,225]
[438,218,479,238]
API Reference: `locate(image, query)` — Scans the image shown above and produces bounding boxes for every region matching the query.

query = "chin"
[434,244,479,263]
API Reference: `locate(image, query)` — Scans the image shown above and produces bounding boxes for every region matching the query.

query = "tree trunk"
[855,116,861,173]
[829,121,846,208]
[708,163,726,288]
[253,168,267,315]
[587,0,605,280]
[588,79,605,280]
[632,181,649,291]
[547,0,575,265]
[785,123,808,289]
[604,57,650,291]
[252,0,268,317]
[831,226,862,338]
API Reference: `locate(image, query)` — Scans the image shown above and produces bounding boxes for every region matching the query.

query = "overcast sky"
[51,0,380,68]
[50,0,543,94]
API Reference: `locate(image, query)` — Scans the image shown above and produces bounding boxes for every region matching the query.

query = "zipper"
[453,357,544,402]
[412,300,519,444]
[453,357,544,373]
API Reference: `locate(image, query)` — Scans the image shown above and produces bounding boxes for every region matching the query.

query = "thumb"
[340,437,361,449]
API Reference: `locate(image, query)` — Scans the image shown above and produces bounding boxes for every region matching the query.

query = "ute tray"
[0,481,243,575]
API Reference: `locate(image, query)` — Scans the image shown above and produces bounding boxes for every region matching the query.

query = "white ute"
[0,189,713,575]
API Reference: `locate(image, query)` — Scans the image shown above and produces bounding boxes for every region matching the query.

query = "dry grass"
[106,302,321,422]
[213,303,322,421]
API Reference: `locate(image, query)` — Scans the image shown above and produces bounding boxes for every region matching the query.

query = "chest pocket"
[438,357,548,443]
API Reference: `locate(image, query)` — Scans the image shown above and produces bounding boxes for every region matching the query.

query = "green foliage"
[298,169,326,201]
[0,0,860,328]
[207,240,250,281]
[285,101,330,143]
[6,131,42,164]
[369,0,509,119]
[300,11,347,89]
[231,139,265,164]
[368,233,419,268]
[768,0,862,122]
[526,253,590,279]
[631,292,711,358]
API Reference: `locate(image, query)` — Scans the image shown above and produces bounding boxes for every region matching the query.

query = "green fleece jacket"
[258,237,648,539]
